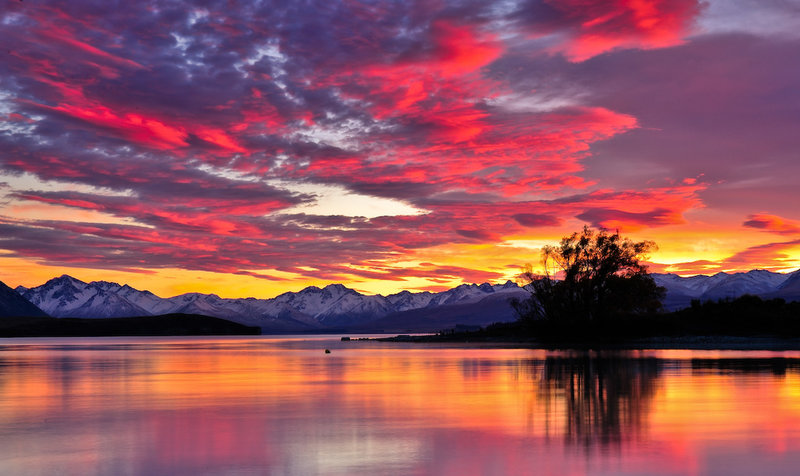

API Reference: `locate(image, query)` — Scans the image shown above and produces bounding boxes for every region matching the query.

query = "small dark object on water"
[341,337,350,341]
[324,349,331,354]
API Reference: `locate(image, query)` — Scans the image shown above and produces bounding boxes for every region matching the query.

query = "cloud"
[743,214,800,236]
[721,239,800,271]
[577,207,683,231]
[0,0,796,292]
[515,0,704,61]
[511,214,561,228]
[657,240,800,275]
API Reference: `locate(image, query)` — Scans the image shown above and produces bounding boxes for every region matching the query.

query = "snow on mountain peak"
[30,271,799,330]
[653,269,796,310]
[49,274,88,288]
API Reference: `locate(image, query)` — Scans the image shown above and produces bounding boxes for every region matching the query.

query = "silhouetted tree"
[513,227,664,325]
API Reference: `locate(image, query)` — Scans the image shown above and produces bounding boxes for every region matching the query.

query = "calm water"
[2,336,800,475]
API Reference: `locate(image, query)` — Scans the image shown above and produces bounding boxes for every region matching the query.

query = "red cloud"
[577,207,683,231]
[743,214,800,236]
[431,20,504,77]
[195,127,248,154]
[40,24,145,70]
[330,20,502,144]
[544,0,703,61]
[37,102,190,150]
[25,89,249,156]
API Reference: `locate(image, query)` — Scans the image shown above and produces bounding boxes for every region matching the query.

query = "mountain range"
[652,269,800,310]
[3,269,800,333]
[12,275,527,332]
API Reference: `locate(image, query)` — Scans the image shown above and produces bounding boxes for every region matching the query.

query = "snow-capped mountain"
[13,269,800,330]
[652,270,798,310]
[19,275,151,318]
[0,279,48,318]
[18,275,525,331]
[357,287,529,333]
[774,271,800,301]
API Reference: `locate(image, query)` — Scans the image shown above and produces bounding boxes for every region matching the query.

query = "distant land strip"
[0,313,260,337]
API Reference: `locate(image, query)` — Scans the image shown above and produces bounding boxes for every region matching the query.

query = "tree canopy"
[513,227,664,324]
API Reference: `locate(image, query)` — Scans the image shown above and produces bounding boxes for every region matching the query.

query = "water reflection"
[690,357,800,375]
[536,354,660,447]
[1,338,800,475]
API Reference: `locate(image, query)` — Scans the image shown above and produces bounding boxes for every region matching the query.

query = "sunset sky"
[1,0,799,298]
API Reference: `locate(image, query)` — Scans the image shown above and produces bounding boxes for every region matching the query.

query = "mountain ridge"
[17,275,526,332]
[651,269,800,310]
[0,280,49,318]
[11,269,800,331]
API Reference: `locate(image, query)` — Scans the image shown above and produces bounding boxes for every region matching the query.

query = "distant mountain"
[355,289,528,333]
[18,269,797,332]
[772,271,800,302]
[0,280,48,318]
[653,269,799,310]
[19,275,150,318]
[18,275,525,332]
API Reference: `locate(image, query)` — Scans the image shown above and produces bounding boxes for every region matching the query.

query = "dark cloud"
[512,213,561,228]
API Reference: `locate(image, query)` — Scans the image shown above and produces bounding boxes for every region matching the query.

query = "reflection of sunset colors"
[3,340,800,475]
[1,1,799,297]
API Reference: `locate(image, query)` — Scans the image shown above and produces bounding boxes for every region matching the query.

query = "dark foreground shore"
[0,313,260,337]
[375,332,800,350]
[374,295,800,350]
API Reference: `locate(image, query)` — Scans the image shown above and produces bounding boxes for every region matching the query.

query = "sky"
[1,0,799,298]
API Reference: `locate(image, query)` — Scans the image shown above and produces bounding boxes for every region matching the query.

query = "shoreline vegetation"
[377,295,800,349]
[377,334,800,351]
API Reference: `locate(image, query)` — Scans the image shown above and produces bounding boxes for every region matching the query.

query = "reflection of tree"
[691,358,800,376]
[536,354,661,447]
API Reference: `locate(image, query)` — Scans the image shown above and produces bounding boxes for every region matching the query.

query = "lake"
[1,336,800,475]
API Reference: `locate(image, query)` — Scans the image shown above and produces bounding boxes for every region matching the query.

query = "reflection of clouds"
[285,435,424,475]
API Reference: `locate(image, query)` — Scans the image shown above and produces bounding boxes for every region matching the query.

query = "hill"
[0,279,48,318]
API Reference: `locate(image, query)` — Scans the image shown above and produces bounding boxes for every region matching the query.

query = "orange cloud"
[743,214,800,236]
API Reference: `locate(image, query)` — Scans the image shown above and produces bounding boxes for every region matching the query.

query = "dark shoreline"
[374,333,800,350]
[369,295,800,350]
[0,314,260,337]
